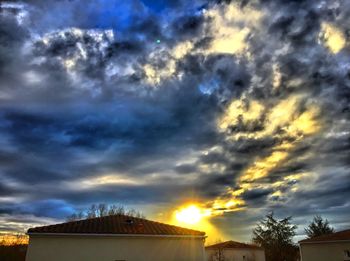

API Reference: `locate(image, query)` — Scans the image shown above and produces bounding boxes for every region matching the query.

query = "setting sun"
[175,205,204,225]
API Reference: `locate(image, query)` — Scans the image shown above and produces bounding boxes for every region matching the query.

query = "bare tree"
[108,205,125,215]
[86,204,98,219]
[67,203,145,221]
[97,203,108,217]
[66,211,84,222]
[126,208,144,218]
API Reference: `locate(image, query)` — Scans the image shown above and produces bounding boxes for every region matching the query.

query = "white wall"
[300,241,350,261]
[206,248,265,261]
[26,234,206,261]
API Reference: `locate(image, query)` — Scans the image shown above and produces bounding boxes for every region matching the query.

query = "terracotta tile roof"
[299,229,350,243]
[27,214,205,237]
[205,240,263,250]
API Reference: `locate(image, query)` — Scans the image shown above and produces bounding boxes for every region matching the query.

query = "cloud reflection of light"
[320,22,346,54]
[183,94,322,216]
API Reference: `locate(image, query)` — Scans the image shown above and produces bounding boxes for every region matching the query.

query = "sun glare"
[175,205,204,225]
[170,204,224,241]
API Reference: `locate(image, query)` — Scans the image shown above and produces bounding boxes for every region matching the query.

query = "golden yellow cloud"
[219,99,265,131]
[240,150,289,182]
[143,64,161,85]
[204,95,322,213]
[320,22,346,54]
[143,4,264,85]
[204,4,264,55]
[219,95,321,140]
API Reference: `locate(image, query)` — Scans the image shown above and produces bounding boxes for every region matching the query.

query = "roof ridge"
[299,228,350,243]
[138,216,205,233]
[27,214,205,236]
[205,240,262,249]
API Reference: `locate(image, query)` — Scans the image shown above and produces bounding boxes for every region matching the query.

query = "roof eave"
[205,247,263,250]
[299,239,350,244]
[27,232,206,239]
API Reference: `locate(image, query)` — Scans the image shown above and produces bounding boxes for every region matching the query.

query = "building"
[299,229,350,261]
[25,214,206,261]
[205,240,265,261]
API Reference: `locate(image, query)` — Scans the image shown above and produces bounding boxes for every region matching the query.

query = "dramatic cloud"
[0,0,349,241]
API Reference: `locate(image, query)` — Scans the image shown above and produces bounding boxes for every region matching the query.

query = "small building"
[299,229,350,261]
[205,240,265,261]
[25,214,206,261]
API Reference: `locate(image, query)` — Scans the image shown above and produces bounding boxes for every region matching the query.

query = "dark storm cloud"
[0,14,29,90]
[241,188,272,203]
[171,14,205,39]
[199,151,229,165]
[196,174,234,198]
[267,161,308,182]
[18,0,149,32]
[226,138,277,155]
[0,200,73,218]
[265,169,350,231]
[51,183,200,206]
[0,0,350,240]
[0,183,18,196]
[0,92,218,183]
[174,163,198,174]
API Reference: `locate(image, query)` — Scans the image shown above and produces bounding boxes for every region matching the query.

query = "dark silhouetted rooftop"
[299,229,350,243]
[205,240,262,249]
[28,214,205,237]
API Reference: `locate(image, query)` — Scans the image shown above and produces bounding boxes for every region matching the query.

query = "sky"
[0,0,349,243]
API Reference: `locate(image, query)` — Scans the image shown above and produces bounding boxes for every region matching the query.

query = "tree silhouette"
[67,203,145,221]
[252,212,298,261]
[305,215,334,239]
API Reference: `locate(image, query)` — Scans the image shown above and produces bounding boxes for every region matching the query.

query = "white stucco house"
[205,240,265,261]
[26,214,206,261]
[299,229,350,261]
